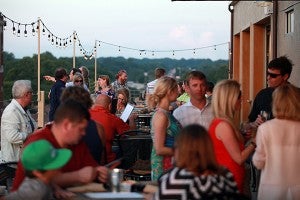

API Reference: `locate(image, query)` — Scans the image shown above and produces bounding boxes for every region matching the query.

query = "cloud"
[169,26,215,48]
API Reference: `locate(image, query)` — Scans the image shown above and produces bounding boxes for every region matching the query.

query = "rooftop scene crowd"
[0,56,299,199]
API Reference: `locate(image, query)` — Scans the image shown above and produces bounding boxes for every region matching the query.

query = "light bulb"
[13,23,16,35]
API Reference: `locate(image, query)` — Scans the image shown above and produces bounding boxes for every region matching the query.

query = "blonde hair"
[212,79,240,120]
[272,84,300,121]
[73,73,84,86]
[175,124,220,175]
[147,76,178,110]
[211,79,242,141]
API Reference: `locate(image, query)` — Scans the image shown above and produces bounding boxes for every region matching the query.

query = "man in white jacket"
[1,80,37,162]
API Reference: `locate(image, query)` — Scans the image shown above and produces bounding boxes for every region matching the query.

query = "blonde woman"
[253,84,300,199]
[147,76,182,181]
[208,79,256,193]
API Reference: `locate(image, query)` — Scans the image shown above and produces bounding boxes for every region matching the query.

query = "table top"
[68,182,156,200]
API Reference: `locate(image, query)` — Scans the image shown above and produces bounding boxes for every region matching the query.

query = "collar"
[11,99,27,115]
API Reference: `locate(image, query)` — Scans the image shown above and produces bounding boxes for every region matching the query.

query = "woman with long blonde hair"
[147,76,181,181]
[208,79,256,194]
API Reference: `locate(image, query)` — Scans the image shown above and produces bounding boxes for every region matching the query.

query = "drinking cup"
[260,110,270,122]
[109,168,124,192]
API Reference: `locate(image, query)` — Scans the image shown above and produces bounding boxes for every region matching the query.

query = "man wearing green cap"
[4,139,72,199]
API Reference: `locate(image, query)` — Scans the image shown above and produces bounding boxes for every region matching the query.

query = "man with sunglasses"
[247,56,293,195]
[248,56,293,125]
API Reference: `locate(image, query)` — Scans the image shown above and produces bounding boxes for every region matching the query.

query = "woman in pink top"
[209,79,256,194]
[253,84,300,199]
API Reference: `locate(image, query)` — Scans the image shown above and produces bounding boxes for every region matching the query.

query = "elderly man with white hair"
[1,80,37,162]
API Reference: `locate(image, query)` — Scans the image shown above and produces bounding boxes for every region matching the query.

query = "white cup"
[109,168,124,192]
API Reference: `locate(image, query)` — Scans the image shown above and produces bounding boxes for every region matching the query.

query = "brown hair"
[272,83,300,121]
[99,75,110,86]
[115,70,127,79]
[60,86,93,109]
[117,88,130,104]
[185,70,207,86]
[175,124,220,175]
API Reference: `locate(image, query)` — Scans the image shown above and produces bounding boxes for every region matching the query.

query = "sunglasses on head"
[267,72,282,78]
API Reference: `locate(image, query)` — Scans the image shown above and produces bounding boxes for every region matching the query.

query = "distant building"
[229,1,300,121]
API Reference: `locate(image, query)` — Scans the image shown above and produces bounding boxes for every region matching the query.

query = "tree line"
[2,51,229,102]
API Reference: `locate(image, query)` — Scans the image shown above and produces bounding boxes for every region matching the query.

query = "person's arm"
[215,121,255,165]
[252,126,265,169]
[152,111,173,156]
[52,166,97,187]
[43,75,56,82]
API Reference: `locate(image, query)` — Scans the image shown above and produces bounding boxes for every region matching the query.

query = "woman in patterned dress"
[147,76,182,181]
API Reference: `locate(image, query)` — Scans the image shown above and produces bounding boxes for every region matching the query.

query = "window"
[286,10,294,33]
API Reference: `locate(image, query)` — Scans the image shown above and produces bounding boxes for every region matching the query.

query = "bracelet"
[250,141,257,148]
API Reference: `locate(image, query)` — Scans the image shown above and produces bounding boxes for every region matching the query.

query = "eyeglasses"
[75,80,83,83]
[267,72,282,78]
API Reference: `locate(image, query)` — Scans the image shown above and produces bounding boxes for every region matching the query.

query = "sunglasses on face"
[75,80,83,83]
[267,72,282,78]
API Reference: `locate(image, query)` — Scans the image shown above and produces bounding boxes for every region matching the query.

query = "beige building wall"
[231,1,300,121]
[277,1,300,86]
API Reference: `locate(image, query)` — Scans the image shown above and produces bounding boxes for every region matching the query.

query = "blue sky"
[1,0,230,60]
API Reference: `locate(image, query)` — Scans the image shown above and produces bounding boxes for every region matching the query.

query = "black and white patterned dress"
[154,167,242,200]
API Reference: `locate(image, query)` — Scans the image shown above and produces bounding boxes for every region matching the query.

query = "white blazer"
[1,99,37,162]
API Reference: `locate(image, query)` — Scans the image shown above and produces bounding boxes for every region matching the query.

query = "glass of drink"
[109,168,124,192]
[260,110,270,122]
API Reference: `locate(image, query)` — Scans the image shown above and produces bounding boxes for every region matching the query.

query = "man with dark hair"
[247,56,293,195]
[248,56,293,124]
[48,68,68,122]
[173,71,213,130]
[146,67,166,94]
[12,99,108,195]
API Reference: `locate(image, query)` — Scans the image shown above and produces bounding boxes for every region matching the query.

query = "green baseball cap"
[21,139,72,171]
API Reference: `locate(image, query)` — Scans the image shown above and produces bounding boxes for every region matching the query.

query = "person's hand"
[77,166,97,184]
[253,115,265,127]
[96,166,109,183]
[52,184,76,199]
[43,75,56,82]
[129,113,138,121]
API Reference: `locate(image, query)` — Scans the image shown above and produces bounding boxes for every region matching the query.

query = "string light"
[31,23,35,36]
[17,23,21,37]
[0,12,229,59]
[12,22,16,35]
[24,25,27,37]
[42,25,46,35]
